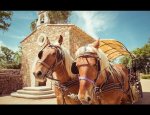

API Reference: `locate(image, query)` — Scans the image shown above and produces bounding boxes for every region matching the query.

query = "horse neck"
[53,62,71,84]
[53,47,74,84]
[96,49,111,85]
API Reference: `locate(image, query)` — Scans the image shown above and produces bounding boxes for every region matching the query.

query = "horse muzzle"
[33,71,46,82]
[78,94,92,104]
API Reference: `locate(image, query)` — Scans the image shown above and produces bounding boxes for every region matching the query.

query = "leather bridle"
[37,44,64,81]
[76,52,101,86]
[76,52,126,101]
[36,44,79,104]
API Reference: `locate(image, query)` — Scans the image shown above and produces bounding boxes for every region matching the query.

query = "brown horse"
[71,40,132,104]
[33,35,81,104]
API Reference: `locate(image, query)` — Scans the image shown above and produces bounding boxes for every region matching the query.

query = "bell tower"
[36,11,50,28]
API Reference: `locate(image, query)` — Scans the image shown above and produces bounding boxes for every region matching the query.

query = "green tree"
[0,11,13,31]
[0,45,21,69]
[30,19,38,31]
[30,11,71,31]
[120,55,131,67]
[13,46,22,65]
[48,11,71,24]
[148,38,150,44]
[1,46,14,63]
[120,39,150,73]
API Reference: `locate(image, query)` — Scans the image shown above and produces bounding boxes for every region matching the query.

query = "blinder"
[71,62,79,74]
[71,58,101,74]
[38,45,63,60]
[38,51,43,59]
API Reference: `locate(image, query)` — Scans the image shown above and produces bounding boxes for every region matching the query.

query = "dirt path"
[139,79,150,104]
[0,79,150,104]
[0,96,57,104]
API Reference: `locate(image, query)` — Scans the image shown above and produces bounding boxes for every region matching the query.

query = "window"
[37,33,47,46]
[40,14,44,24]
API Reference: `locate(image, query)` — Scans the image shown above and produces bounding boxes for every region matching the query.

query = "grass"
[141,74,150,79]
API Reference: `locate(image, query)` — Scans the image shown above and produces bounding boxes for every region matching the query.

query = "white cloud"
[69,11,119,39]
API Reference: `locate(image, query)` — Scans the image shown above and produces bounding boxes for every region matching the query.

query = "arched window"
[40,14,44,24]
[37,33,47,46]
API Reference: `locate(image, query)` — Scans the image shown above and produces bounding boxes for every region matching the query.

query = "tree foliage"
[48,11,71,24]
[0,46,21,69]
[120,55,131,67]
[30,19,38,31]
[0,11,13,31]
[30,11,71,31]
[120,39,150,73]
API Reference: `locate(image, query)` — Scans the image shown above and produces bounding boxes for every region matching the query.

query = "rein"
[55,78,79,92]
[76,53,125,100]
[76,53,101,86]
[37,45,64,81]
[37,45,79,104]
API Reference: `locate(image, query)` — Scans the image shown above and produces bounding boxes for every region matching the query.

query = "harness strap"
[37,60,51,69]
[55,79,79,91]
[79,76,95,85]
[101,83,122,92]
[37,45,79,104]
[110,64,124,89]
[94,82,123,100]
[54,79,79,104]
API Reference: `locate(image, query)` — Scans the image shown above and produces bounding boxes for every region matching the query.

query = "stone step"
[23,86,52,91]
[17,89,55,95]
[11,92,56,99]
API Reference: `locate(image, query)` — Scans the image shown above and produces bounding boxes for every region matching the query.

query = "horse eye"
[38,51,43,59]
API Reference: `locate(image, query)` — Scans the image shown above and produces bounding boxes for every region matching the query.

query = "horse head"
[33,35,64,82]
[71,40,110,104]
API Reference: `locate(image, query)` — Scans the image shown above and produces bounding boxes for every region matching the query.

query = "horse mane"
[61,46,77,79]
[49,40,77,79]
[75,44,111,76]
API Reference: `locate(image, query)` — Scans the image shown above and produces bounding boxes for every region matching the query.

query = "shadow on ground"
[140,92,150,104]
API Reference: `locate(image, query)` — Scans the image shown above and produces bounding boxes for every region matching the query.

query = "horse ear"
[91,40,100,49]
[58,35,63,45]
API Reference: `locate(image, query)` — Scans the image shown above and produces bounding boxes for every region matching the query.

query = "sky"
[0,11,150,52]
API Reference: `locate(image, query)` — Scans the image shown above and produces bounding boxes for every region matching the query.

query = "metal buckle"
[94,87,101,94]
[94,87,102,100]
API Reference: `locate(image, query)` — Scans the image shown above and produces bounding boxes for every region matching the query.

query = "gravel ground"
[0,79,150,104]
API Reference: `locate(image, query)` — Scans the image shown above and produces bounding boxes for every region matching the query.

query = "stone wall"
[21,24,72,87]
[69,25,94,58]
[0,69,23,96]
[20,24,95,87]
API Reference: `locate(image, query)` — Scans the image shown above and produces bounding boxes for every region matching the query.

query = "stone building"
[20,11,95,87]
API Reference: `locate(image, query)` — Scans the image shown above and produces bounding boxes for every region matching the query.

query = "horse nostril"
[87,97,91,102]
[37,71,42,76]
